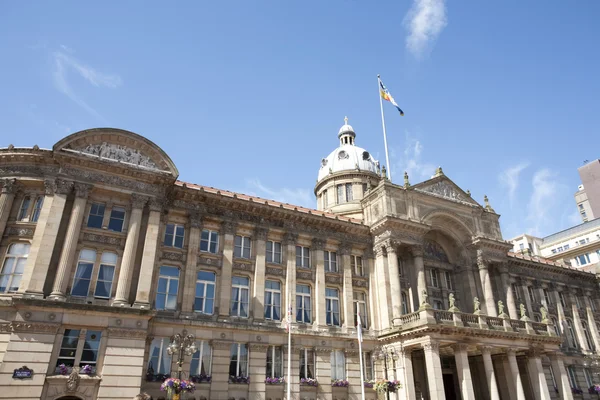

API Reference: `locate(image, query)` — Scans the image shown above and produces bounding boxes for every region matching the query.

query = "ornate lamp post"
[372,345,397,400]
[167,332,198,380]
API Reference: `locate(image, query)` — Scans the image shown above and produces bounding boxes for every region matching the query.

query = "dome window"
[338,150,349,160]
[362,151,370,160]
[321,158,328,167]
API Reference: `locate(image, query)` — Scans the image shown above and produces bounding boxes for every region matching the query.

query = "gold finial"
[344,116,348,125]
[435,166,444,177]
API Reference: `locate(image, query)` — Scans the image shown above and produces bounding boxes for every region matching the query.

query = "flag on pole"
[285,306,292,333]
[356,312,363,343]
[379,77,404,116]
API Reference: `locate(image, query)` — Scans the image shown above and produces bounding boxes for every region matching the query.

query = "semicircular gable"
[420,209,474,244]
[53,128,179,177]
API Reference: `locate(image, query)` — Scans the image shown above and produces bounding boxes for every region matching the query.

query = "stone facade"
[0,127,598,400]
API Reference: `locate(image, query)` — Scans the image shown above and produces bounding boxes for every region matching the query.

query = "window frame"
[527,286,536,303]
[444,271,453,290]
[0,242,30,293]
[107,206,126,232]
[17,195,32,221]
[401,292,409,314]
[567,366,578,389]
[299,348,315,379]
[351,255,364,276]
[87,203,106,229]
[148,337,172,375]
[71,249,97,298]
[353,291,368,329]
[93,252,117,299]
[31,196,44,222]
[266,240,282,264]
[230,276,250,318]
[330,349,346,380]
[363,352,373,381]
[155,266,180,311]
[429,269,439,288]
[200,229,219,254]
[194,270,216,314]
[324,251,338,273]
[266,345,283,378]
[543,288,552,306]
[296,246,311,268]
[55,328,103,374]
[567,320,579,348]
[234,235,252,259]
[296,284,312,323]
[229,343,249,378]
[264,280,281,321]
[164,223,185,249]
[326,287,340,326]
[190,340,212,377]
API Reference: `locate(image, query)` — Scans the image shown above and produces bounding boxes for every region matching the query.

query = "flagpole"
[378,74,392,182]
[357,314,366,400]
[287,306,291,400]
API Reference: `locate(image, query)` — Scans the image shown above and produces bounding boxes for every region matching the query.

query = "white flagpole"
[357,313,366,400]
[378,74,392,182]
[287,305,291,400]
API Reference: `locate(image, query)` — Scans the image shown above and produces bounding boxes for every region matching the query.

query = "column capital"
[1,178,18,194]
[422,341,440,352]
[73,182,92,198]
[363,247,374,259]
[411,245,424,258]
[254,226,268,241]
[476,249,488,270]
[505,348,517,357]
[311,237,325,250]
[189,211,203,229]
[527,346,545,358]
[222,220,237,235]
[339,242,352,255]
[453,343,469,353]
[45,179,73,195]
[148,197,167,212]
[383,239,397,255]
[130,193,148,209]
[314,347,333,355]
[283,232,298,246]
[374,244,386,258]
[478,345,493,355]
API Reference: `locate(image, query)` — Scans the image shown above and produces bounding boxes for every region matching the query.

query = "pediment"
[413,176,480,206]
[53,128,179,177]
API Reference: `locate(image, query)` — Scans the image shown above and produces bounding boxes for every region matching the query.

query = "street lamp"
[372,345,397,400]
[167,332,198,380]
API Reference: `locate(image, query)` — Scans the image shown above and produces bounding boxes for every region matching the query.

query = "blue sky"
[1,1,599,239]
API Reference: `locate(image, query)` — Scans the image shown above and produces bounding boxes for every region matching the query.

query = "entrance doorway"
[443,373,457,400]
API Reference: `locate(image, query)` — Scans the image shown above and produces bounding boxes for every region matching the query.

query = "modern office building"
[575,160,600,223]
[0,123,599,400]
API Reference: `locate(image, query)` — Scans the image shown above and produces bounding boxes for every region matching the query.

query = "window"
[583,322,594,350]
[511,283,520,301]
[190,341,212,377]
[362,183,368,196]
[94,252,117,298]
[591,299,597,312]
[156,266,179,310]
[296,284,312,323]
[353,292,368,328]
[363,352,373,380]
[579,204,585,210]
[519,243,525,250]
[345,183,353,202]
[164,224,185,248]
[17,196,32,221]
[576,254,591,266]
[324,251,337,272]
[585,368,594,388]
[266,241,282,264]
[552,317,560,336]
[543,288,552,306]
[444,271,453,290]
[31,196,44,222]
[567,366,578,389]
[564,244,570,250]
[264,280,281,321]
[527,286,536,303]
[567,320,578,348]
[0,243,30,293]
[323,190,328,208]
[56,329,102,372]
[326,288,340,326]
[234,235,251,259]
[433,300,443,310]
[330,350,346,380]
[87,203,105,229]
[71,249,96,297]
[148,337,172,375]
[200,230,219,254]
[575,296,582,310]
[351,255,364,276]
[296,246,310,268]
[107,206,125,232]
[299,349,315,379]
[429,269,439,288]
[194,271,216,314]
[230,276,249,317]
[559,292,567,308]
[229,343,248,378]
[401,292,409,314]
[266,346,283,378]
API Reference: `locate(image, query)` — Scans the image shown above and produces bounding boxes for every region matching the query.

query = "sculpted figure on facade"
[540,306,548,323]
[473,297,481,314]
[497,300,505,317]
[520,303,529,321]
[66,368,80,392]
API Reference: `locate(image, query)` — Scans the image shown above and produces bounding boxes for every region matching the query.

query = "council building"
[0,122,598,400]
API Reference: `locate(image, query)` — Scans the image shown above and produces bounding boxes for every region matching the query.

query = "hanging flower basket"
[190,374,211,383]
[300,378,318,387]
[228,375,250,384]
[80,365,94,375]
[265,377,285,384]
[370,379,402,393]
[331,379,349,387]
[160,378,196,397]
[588,384,600,395]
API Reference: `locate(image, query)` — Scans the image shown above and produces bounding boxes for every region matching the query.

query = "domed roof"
[317,118,379,182]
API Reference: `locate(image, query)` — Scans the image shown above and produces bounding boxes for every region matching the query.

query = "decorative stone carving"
[66,368,80,392]
[188,212,202,229]
[363,247,374,259]
[73,183,92,198]
[266,267,285,277]
[248,343,269,351]
[233,262,255,272]
[44,179,57,195]
[418,181,464,202]
[325,274,342,285]
[314,347,332,354]
[148,197,166,212]
[0,322,60,334]
[284,232,298,246]
[198,256,221,267]
[411,246,424,258]
[422,342,440,352]
[352,279,368,288]
[452,343,468,352]
[71,142,159,169]
[130,193,148,209]
[423,240,449,262]
[311,238,325,251]
[339,242,352,256]
[61,166,163,195]
[222,221,236,235]
[1,178,17,194]
[520,303,529,321]
[162,251,183,262]
[254,227,268,241]
[211,340,232,350]
[5,227,34,237]
[296,270,313,281]
[82,233,122,246]
[107,328,147,339]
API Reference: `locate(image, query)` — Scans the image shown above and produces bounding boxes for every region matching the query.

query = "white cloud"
[499,162,529,206]
[404,0,448,57]
[526,168,564,236]
[394,137,435,183]
[52,50,122,119]
[244,179,314,208]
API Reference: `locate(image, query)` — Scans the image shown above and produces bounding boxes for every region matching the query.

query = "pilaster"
[179,211,202,312]
[315,348,332,400]
[400,348,416,400]
[218,220,236,318]
[479,346,500,400]
[570,292,589,351]
[385,240,402,320]
[375,245,391,329]
[505,349,526,400]
[453,344,476,400]
[526,349,552,400]
[584,296,600,350]
[547,353,574,400]
[253,227,268,321]
[312,238,325,326]
[340,242,354,329]
[0,179,17,238]
[500,266,517,320]
[248,343,268,400]
[412,246,428,307]
[477,250,497,317]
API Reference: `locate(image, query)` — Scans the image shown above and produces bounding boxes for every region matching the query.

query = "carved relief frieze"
[248,343,270,351]
[107,328,148,339]
[416,181,469,203]
[5,226,34,238]
[0,165,59,179]
[296,270,314,281]
[198,256,222,268]
[233,262,255,273]
[0,178,18,194]
[211,340,232,350]
[325,274,342,285]
[266,267,285,277]
[67,142,160,169]
[162,251,184,262]
[82,232,122,246]
[0,322,60,334]
[60,166,165,196]
[352,278,368,288]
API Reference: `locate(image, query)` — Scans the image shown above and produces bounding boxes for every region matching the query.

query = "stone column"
[312,238,326,326]
[315,348,332,400]
[583,295,600,350]
[340,242,354,329]
[248,343,268,400]
[365,250,379,329]
[423,341,445,400]
[19,179,72,297]
[375,245,391,329]
[413,246,428,307]
[386,240,402,320]
[252,227,268,321]
[218,221,236,318]
[548,353,574,400]
[49,183,92,300]
[209,341,232,400]
[176,211,201,312]
[0,178,17,238]
[570,292,589,351]
[400,348,416,400]
[453,344,476,400]
[477,250,497,317]
[480,346,500,400]
[112,194,147,306]
[526,349,552,400]
[500,266,517,319]
[133,199,165,309]
[505,349,526,400]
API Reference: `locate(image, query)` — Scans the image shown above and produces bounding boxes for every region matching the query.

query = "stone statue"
[419,290,431,310]
[66,368,80,392]
[473,297,481,313]
[421,290,428,305]
[520,303,528,320]
[540,306,548,322]
[498,300,505,316]
[448,293,459,312]
[404,171,410,188]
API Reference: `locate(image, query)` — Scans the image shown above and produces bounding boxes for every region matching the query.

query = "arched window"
[567,320,579,348]
[0,243,30,293]
[551,317,560,336]
[17,196,31,221]
[582,322,595,350]
[31,196,44,222]
[401,292,409,314]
